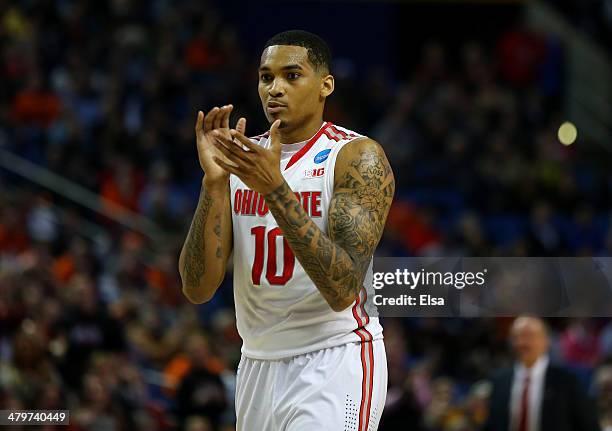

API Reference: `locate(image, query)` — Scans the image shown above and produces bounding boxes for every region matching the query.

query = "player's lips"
[267,101,287,113]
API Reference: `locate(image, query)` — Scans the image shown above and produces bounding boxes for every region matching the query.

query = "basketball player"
[179,30,395,431]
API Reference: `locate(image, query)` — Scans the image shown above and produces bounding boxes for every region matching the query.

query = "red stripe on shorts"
[355,329,374,431]
[353,285,374,431]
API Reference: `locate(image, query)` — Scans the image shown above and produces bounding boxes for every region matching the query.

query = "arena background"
[1,0,612,430]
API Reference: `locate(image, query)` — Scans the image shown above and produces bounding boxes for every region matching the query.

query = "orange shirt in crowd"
[12,89,61,128]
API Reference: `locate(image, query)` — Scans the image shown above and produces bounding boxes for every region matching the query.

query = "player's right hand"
[195,105,246,185]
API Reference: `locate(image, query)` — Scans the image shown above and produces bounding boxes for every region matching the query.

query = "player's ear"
[320,74,334,98]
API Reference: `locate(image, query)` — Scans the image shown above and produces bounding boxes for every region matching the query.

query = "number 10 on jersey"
[251,226,296,286]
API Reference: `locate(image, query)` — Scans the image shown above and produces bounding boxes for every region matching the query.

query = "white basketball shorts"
[235,339,387,431]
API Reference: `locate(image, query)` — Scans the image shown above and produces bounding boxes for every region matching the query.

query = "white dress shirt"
[509,355,549,431]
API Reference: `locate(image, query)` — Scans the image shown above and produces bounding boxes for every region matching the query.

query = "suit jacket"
[484,364,601,431]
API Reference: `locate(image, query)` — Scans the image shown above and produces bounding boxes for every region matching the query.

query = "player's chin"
[268,113,288,128]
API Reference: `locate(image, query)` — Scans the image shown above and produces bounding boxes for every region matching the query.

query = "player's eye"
[287,72,300,80]
[260,74,273,82]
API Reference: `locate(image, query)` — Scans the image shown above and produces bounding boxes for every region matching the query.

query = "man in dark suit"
[485,316,601,431]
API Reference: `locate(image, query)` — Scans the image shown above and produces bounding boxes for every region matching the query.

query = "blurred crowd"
[547,0,612,50]
[1,0,612,430]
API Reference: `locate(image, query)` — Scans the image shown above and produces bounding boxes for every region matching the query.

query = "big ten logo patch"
[304,167,325,178]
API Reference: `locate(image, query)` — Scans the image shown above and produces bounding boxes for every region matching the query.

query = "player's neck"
[279,118,325,145]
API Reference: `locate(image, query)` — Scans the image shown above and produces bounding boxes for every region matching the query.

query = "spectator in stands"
[174,332,228,431]
[485,316,601,431]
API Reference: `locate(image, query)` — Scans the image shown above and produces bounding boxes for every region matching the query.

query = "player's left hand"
[212,119,285,196]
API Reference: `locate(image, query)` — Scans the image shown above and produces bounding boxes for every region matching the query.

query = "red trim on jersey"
[352,288,372,332]
[284,122,332,170]
[323,128,341,142]
[361,287,370,325]
[352,290,364,327]
[330,125,349,139]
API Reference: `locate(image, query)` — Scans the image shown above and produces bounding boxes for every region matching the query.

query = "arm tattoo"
[213,214,222,258]
[182,187,216,289]
[265,144,395,311]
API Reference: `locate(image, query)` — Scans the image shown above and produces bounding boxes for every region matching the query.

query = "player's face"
[258,45,326,130]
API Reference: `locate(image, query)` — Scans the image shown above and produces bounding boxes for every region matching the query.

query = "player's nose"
[268,79,284,97]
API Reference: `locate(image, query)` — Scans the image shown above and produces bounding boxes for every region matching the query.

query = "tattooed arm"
[265,138,395,311]
[178,180,233,304]
[179,105,241,304]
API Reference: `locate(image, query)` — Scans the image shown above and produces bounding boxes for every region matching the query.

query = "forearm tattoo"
[183,186,223,289]
[213,213,222,258]
[265,145,395,311]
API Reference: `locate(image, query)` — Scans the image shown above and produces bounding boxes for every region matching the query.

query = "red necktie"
[518,372,530,431]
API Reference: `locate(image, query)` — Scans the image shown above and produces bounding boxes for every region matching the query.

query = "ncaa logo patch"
[314,149,331,164]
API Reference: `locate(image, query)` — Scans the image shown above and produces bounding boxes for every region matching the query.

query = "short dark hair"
[263,30,331,74]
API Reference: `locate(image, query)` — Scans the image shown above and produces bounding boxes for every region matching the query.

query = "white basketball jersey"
[230,122,383,360]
